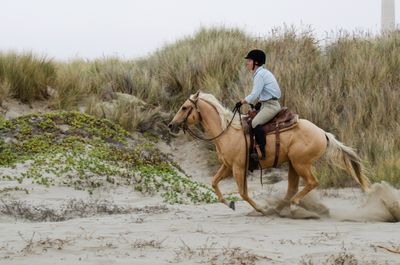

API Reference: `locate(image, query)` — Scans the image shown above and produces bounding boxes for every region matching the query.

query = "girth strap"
[273,123,281,168]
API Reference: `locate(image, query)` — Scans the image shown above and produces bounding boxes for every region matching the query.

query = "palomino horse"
[168,92,369,215]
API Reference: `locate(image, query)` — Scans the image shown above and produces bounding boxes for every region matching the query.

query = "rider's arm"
[244,74,263,105]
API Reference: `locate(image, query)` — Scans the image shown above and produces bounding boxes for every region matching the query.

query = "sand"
[0,181,399,265]
[0,109,399,264]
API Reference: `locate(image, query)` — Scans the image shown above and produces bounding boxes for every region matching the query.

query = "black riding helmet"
[245,49,266,66]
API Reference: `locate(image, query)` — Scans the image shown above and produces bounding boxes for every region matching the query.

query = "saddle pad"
[241,114,298,135]
[266,114,299,135]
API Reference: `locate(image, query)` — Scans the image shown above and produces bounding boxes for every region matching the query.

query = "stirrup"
[250,151,267,161]
[250,152,259,161]
[250,152,266,161]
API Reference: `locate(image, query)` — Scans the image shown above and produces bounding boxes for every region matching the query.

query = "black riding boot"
[253,125,266,160]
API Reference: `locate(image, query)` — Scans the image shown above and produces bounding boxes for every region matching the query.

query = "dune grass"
[0,26,399,187]
[0,52,56,103]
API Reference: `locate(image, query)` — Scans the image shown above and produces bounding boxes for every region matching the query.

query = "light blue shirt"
[245,67,281,104]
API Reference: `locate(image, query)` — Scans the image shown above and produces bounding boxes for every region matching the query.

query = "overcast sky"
[0,0,398,60]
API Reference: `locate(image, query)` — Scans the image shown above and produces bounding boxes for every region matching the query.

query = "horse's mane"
[191,92,242,129]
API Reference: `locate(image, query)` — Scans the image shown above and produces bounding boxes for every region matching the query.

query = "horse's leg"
[276,162,300,212]
[290,162,319,206]
[212,164,233,208]
[233,165,268,215]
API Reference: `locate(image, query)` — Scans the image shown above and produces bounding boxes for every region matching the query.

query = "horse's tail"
[324,132,369,191]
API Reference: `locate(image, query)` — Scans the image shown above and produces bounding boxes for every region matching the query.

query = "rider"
[235,49,281,160]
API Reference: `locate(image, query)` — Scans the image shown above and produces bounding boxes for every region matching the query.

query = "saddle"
[243,106,299,171]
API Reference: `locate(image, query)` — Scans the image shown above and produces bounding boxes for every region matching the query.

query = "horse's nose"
[168,122,180,133]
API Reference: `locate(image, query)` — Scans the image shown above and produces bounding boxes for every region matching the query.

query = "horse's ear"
[193,91,200,100]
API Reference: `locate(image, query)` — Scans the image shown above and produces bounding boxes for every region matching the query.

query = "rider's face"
[246,59,254,71]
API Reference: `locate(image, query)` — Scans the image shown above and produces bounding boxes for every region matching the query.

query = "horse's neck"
[198,100,224,138]
[198,100,238,146]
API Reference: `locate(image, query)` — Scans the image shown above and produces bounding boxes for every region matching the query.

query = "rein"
[181,97,250,194]
[182,98,240,142]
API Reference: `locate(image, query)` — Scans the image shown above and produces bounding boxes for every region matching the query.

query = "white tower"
[381,0,395,32]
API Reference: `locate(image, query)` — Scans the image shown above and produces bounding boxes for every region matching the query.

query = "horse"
[168,91,369,215]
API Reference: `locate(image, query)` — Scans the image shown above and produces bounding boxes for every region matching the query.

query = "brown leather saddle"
[243,107,298,171]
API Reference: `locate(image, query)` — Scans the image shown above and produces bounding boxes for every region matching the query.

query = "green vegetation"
[0,112,220,203]
[0,26,399,187]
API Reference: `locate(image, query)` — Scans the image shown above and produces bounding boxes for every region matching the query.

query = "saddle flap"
[262,107,297,134]
[244,107,298,170]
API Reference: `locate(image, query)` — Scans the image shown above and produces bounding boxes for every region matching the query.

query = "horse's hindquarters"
[261,119,327,168]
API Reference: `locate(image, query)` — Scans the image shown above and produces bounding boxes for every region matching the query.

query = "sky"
[0,0,399,60]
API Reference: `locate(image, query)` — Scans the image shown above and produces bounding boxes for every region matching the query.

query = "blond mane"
[190,92,241,129]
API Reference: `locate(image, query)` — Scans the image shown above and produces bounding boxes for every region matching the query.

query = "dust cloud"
[331,182,400,222]
[256,182,400,222]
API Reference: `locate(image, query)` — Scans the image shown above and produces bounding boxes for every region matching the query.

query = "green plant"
[0,111,222,203]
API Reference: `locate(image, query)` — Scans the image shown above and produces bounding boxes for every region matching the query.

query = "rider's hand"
[235,101,243,109]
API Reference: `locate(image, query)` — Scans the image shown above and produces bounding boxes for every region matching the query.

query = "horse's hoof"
[290,204,320,219]
[261,208,277,216]
[229,201,235,211]
[290,204,300,212]
[276,200,290,212]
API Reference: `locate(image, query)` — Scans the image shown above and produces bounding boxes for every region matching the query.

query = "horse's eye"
[182,106,187,111]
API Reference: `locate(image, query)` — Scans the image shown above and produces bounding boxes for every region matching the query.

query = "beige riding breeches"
[251,100,281,128]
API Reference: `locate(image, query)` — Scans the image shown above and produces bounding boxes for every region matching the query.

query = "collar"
[252,66,264,78]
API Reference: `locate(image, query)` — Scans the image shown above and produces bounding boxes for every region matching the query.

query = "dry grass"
[173,239,272,265]
[131,238,166,249]
[300,252,359,265]
[0,199,168,222]
[0,78,12,107]
[0,26,399,187]
[85,95,167,133]
[18,232,73,255]
[49,62,92,110]
[0,52,55,103]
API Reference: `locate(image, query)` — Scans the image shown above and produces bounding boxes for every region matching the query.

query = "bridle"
[178,95,254,190]
[181,97,240,142]
[181,98,199,127]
